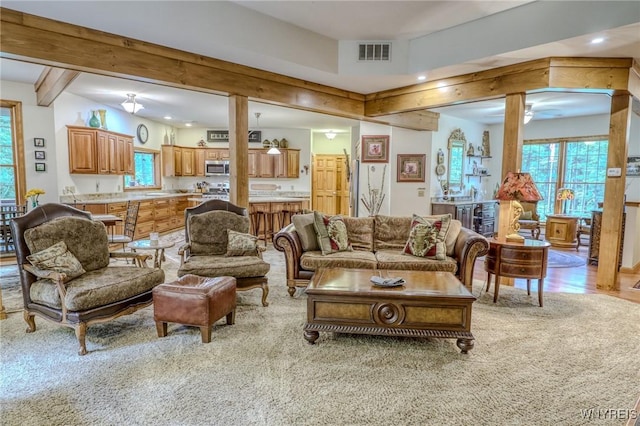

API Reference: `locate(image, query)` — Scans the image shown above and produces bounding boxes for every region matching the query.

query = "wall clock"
[436,164,446,176]
[137,124,149,144]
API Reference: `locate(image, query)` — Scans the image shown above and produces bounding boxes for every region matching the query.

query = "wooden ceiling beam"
[365,58,634,116]
[34,66,79,106]
[0,8,364,119]
[368,110,440,131]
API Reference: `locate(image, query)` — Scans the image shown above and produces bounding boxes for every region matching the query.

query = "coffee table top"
[306,268,475,300]
[127,239,175,250]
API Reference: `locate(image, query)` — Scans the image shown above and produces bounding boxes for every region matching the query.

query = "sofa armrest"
[453,227,489,291]
[273,224,306,292]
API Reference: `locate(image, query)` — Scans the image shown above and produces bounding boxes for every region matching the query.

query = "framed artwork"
[35,163,46,172]
[397,154,426,182]
[361,135,389,163]
[627,156,640,177]
[34,138,45,147]
[35,150,45,160]
[207,130,262,143]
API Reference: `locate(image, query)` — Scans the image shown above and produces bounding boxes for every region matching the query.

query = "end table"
[484,238,550,307]
[127,239,175,268]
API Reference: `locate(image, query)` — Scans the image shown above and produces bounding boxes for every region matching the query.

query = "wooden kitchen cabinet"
[67,126,133,175]
[182,148,195,176]
[195,149,205,176]
[248,148,300,178]
[68,126,99,174]
[162,146,185,176]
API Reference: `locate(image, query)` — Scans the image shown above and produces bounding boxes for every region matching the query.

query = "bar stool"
[251,210,274,242]
[275,209,292,231]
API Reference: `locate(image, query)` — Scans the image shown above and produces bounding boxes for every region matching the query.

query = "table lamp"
[556,187,574,215]
[494,172,543,242]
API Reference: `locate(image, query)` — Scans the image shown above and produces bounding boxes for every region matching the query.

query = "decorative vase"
[262,139,270,148]
[74,112,85,126]
[97,109,107,129]
[280,138,288,148]
[89,110,100,128]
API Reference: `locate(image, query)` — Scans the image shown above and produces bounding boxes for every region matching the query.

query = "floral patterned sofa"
[274,213,489,296]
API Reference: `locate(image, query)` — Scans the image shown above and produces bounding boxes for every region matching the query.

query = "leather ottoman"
[153,274,236,343]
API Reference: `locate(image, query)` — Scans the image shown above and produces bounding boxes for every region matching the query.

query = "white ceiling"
[0,1,638,130]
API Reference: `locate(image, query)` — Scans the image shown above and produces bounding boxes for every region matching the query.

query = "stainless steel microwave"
[205,160,230,176]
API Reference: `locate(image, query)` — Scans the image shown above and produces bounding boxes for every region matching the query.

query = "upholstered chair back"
[520,202,540,221]
[24,216,110,272]
[187,210,250,256]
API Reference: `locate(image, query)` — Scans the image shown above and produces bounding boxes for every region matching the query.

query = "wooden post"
[228,95,249,208]
[596,93,631,290]
[497,93,526,286]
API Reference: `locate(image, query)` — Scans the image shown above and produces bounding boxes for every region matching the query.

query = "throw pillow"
[313,211,352,255]
[226,230,258,256]
[291,212,319,251]
[521,210,533,220]
[403,214,451,260]
[26,241,86,282]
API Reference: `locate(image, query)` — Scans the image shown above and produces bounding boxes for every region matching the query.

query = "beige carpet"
[1,232,639,425]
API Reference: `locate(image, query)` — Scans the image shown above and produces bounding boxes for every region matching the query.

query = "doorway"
[311,154,349,216]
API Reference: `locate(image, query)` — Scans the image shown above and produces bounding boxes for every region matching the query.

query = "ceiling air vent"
[358,43,391,61]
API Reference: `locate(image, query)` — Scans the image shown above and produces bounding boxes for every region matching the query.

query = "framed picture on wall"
[397,154,426,182]
[627,156,640,176]
[35,151,45,160]
[34,138,45,147]
[35,163,46,172]
[361,135,389,163]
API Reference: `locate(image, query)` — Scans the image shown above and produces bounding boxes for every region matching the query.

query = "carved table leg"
[304,330,319,344]
[456,338,474,354]
[287,286,296,297]
[261,283,270,307]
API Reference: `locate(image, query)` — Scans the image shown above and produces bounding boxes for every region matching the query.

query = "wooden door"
[312,154,349,216]
[68,128,98,174]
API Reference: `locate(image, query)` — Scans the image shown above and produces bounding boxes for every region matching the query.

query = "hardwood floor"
[473,243,640,304]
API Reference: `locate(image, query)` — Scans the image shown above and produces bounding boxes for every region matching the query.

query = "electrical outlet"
[418,190,425,197]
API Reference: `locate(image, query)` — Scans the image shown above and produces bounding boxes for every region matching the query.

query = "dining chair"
[108,201,140,252]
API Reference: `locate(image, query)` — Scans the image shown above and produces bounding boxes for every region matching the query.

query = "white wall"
[52,91,172,196]
[1,81,58,205]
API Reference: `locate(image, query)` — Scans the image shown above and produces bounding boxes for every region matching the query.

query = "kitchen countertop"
[60,192,310,205]
[431,199,497,205]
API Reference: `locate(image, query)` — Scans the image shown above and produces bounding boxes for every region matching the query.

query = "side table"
[128,239,175,268]
[545,214,579,249]
[484,238,550,307]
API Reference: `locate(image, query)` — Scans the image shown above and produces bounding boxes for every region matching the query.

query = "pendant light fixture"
[325,130,337,140]
[121,93,144,114]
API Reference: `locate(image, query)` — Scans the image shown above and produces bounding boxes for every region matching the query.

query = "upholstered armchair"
[518,201,541,240]
[177,200,270,306]
[11,203,165,355]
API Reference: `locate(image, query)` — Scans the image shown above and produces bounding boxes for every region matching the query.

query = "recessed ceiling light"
[591,37,604,44]
[164,115,172,120]
[185,122,192,127]
[417,75,426,81]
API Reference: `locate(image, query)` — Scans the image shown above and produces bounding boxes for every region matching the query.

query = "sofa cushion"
[24,217,109,272]
[313,211,352,255]
[26,241,86,283]
[403,214,451,260]
[226,230,258,257]
[291,212,319,251]
[375,249,457,273]
[30,266,165,311]
[374,215,412,251]
[342,216,375,251]
[300,250,377,271]
[178,255,270,279]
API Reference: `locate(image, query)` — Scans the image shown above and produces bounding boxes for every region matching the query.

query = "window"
[522,136,608,221]
[124,149,160,189]
[0,101,25,204]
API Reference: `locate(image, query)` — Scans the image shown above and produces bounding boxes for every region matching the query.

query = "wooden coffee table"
[304,268,476,353]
